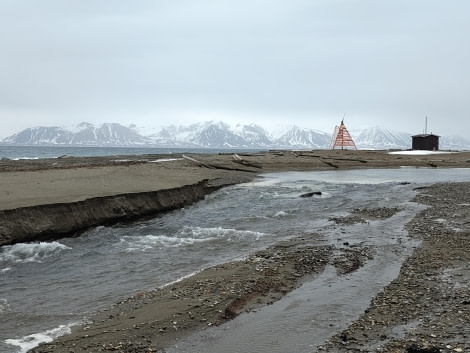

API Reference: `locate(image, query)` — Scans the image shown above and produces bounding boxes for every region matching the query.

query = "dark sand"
[1,149,469,352]
[2,149,470,210]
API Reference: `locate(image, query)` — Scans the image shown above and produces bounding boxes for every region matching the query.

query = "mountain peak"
[2,122,469,150]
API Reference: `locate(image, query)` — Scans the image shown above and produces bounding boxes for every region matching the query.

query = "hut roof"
[411,133,440,138]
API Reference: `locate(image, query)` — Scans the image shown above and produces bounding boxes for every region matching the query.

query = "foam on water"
[273,211,288,218]
[179,226,264,242]
[1,266,11,274]
[0,299,11,313]
[4,324,74,353]
[119,234,202,252]
[119,233,215,252]
[0,241,71,265]
[119,227,266,252]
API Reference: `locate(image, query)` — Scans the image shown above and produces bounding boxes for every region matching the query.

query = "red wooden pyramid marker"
[331,120,357,150]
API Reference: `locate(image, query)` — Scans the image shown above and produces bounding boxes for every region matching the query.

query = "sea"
[1,146,470,353]
[0,145,263,160]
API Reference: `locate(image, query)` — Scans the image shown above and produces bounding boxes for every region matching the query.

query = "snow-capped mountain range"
[1,121,469,150]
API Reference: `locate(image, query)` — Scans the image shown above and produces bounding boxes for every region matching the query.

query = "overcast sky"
[1,1,469,138]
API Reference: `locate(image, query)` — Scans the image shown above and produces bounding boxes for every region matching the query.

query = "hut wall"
[412,135,439,150]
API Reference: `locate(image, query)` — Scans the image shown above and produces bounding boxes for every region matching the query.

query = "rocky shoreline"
[27,181,469,353]
[29,235,334,352]
[1,151,469,352]
[27,231,376,353]
[320,182,470,353]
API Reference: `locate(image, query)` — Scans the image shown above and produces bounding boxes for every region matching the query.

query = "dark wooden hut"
[411,134,439,151]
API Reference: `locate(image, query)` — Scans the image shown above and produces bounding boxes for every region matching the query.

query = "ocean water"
[0,145,263,160]
[1,168,470,353]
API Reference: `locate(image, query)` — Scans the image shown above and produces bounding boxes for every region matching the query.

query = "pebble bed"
[320,182,470,353]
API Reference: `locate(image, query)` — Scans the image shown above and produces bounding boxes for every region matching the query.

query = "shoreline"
[1,150,470,246]
[320,181,470,352]
[1,150,469,352]
[27,180,470,353]
[0,178,252,246]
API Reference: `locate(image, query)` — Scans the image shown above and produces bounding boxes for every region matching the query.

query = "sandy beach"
[2,149,469,246]
[1,149,469,352]
[2,149,469,210]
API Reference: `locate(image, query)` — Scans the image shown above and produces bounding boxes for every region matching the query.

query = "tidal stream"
[1,168,469,353]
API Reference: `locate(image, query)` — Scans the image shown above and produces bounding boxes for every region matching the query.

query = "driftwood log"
[231,154,262,169]
[321,160,339,168]
[182,155,216,169]
[182,154,260,172]
[309,154,368,164]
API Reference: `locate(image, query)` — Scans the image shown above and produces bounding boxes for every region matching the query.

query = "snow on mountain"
[147,125,186,146]
[2,121,469,150]
[266,124,299,140]
[147,121,273,148]
[186,121,248,148]
[129,123,162,137]
[440,135,470,150]
[354,126,411,150]
[273,126,331,148]
[231,123,272,147]
[2,123,151,146]
[1,126,73,145]
[72,123,151,145]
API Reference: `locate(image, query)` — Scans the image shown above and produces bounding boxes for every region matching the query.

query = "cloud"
[1,0,469,138]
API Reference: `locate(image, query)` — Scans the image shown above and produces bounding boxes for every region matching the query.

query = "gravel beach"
[27,181,470,353]
[1,150,469,352]
[319,181,470,353]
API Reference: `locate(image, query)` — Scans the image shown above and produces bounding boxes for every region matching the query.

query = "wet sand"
[1,149,469,352]
[2,149,470,210]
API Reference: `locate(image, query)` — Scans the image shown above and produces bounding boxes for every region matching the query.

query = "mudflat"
[1,149,469,352]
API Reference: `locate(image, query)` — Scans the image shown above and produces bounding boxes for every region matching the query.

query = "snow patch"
[389,151,456,155]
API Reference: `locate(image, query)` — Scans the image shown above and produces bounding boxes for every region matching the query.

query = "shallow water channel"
[1,168,470,353]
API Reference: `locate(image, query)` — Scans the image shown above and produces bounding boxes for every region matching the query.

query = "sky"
[1,0,470,138]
